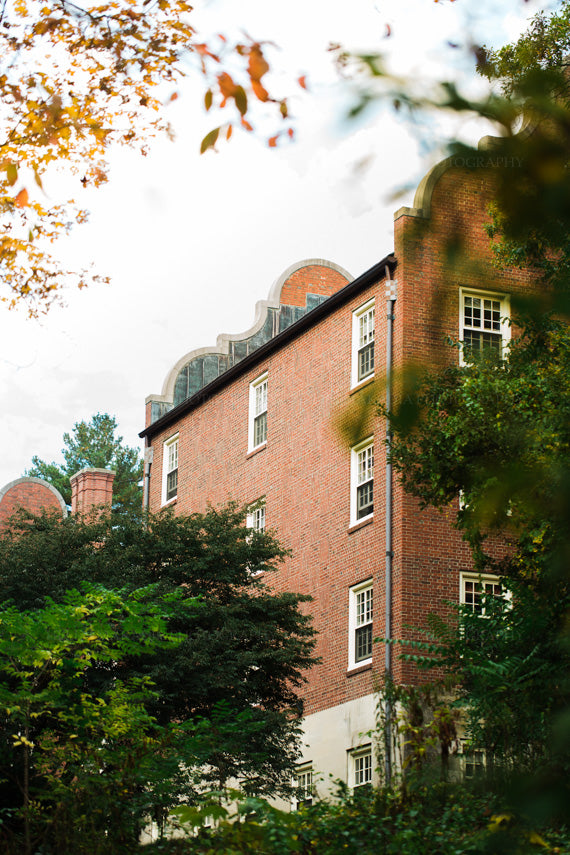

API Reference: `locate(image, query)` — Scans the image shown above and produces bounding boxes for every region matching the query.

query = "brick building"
[140,152,533,798]
[0,469,115,529]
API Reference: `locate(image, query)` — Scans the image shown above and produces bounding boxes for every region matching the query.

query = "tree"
[0,0,295,315]
[0,502,318,821]
[0,583,198,853]
[25,412,143,511]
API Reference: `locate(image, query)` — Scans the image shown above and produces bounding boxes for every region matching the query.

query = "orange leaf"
[268,135,278,148]
[248,44,269,82]
[241,117,253,131]
[169,92,179,102]
[298,75,307,90]
[252,80,269,103]
[15,188,29,207]
[226,124,233,141]
[218,72,238,102]
[287,127,294,139]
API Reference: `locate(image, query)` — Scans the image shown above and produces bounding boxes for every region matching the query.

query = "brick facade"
[141,156,536,790]
[0,477,67,529]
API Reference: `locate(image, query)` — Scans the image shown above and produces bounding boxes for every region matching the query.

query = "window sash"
[462,294,505,358]
[255,379,268,416]
[254,411,267,447]
[166,467,178,502]
[354,751,372,787]
[463,577,502,615]
[250,504,266,533]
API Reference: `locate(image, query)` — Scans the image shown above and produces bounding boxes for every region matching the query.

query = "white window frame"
[161,433,179,505]
[246,498,266,534]
[459,288,510,365]
[350,437,374,526]
[248,372,268,452]
[460,572,504,616]
[348,579,373,670]
[348,745,373,790]
[351,298,375,387]
[292,763,314,810]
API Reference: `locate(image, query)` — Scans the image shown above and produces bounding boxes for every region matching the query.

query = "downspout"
[143,445,153,517]
[384,270,397,785]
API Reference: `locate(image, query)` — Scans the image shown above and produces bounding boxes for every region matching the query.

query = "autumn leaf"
[248,44,269,82]
[268,135,278,147]
[252,80,269,103]
[234,86,248,116]
[204,89,213,111]
[6,163,18,186]
[15,189,29,208]
[226,124,233,141]
[200,127,220,154]
[298,75,308,90]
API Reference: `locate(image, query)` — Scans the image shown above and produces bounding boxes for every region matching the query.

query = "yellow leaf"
[6,163,18,186]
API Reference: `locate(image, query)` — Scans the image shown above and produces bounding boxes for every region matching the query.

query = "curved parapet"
[0,476,68,528]
[394,134,511,222]
[146,259,352,426]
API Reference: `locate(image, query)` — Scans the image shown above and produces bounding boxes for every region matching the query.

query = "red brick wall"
[0,479,64,529]
[280,265,349,307]
[146,162,536,712]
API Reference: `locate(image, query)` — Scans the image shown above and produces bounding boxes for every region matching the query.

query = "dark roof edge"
[140,253,396,441]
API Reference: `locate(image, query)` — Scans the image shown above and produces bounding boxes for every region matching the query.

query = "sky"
[0,0,555,486]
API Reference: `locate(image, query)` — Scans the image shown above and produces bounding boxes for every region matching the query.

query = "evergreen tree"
[26,413,143,512]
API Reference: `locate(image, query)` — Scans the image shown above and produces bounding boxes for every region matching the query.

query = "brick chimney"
[70,468,115,516]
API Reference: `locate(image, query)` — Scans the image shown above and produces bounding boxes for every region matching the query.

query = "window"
[247,499,266,534]
[348,580,373,669]
[460,572,503,616]
[352,299,375,386]
[162,434,178,504]
[248,372,268,451]
[350,437,374,526]
[460,288,510,362]
[349,746,372,790]
[292,764,314,809]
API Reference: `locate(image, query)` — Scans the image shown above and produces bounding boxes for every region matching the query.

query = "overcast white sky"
[0,0,553,485]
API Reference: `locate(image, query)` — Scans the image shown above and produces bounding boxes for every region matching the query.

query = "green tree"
[0,583,197,854]
[25,412,143,512]
[0,503,318,810]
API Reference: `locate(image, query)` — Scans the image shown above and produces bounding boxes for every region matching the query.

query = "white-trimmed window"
[460,288,510,362]
[352,299,375,386]
[348,580,373,669]
[292,764,314,810]
[247,499,266,534]
[162,434,179,504]
[350,437,374,525]
[460,572,503,616]
[248,372,268,451]
[348,746,372,789]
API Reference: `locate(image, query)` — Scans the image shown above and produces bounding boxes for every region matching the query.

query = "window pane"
[254,411,267,446]
[354,752,372,786]
[355,624,372,662]
[358,341,375,381]
[166,468,178,501]
[357,481,373,519]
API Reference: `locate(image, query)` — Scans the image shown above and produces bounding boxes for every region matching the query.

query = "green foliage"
[140,783,570,855]
[25,412,143,512]
[0,583,195,853]
[0,502,318,849]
